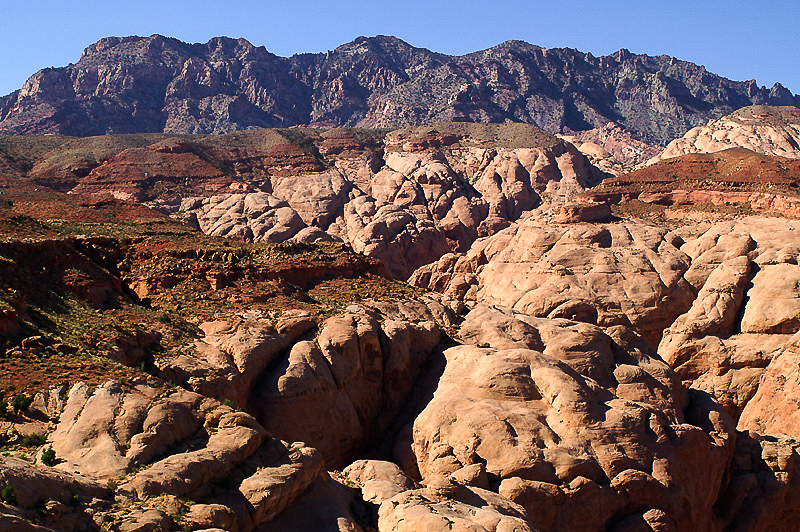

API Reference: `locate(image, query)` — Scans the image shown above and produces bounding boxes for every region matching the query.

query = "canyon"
[0,100,799,532]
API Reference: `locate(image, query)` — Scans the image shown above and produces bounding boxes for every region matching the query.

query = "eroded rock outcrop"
[408,304,733,532]
[659,218,800,420]
[247,298,455,468]
[558,122,661,175]
[378,484,536,532]
[412,219,695,348]
[155,128,604,279]
[41,379,326,531]
[648,106,800,164]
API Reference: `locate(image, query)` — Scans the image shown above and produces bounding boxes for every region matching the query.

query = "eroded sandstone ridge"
[3,122,605,279]
[2,114,800,531]
[648,106,800,164]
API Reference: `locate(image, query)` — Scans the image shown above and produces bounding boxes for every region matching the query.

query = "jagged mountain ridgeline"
[3,33,800,530]
[0,34,797,144]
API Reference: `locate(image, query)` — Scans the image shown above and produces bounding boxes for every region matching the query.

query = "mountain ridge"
[1,34,797,144]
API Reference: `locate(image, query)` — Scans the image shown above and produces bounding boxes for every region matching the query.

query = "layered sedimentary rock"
[558,122,661,175]
[16,380,326,531]
[158,296,457,469]
[151,124,604,279]
[411,218,695,347]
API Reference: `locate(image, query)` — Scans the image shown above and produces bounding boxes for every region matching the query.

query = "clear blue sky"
[1,0,798,97]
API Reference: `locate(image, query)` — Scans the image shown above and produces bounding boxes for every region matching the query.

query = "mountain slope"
[1,35,797,144]
[647,105,800,164]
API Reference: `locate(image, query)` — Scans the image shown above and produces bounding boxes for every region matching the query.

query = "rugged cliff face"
[1,35,797,143]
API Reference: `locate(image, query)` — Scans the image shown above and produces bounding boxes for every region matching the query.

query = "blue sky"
[2,0,798,97]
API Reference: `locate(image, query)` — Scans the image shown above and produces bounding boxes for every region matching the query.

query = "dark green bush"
[41,446,56,466]
[21,433,47,447]
[0,486,17,505]
[10,394,32,413]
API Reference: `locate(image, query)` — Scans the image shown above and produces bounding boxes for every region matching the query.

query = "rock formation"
[3,110,800,531]
[1,35,797,143]
[558,122,661,175]
[648,106,800,164]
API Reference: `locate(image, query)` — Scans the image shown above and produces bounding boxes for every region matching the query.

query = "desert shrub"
[0,486,17,505]
[21,433,47,447]
[41,446,56,466]
[10,393,32,413]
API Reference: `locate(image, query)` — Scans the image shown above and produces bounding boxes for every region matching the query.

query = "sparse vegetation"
[0,486,17,505]
[10,393,32,413]
[41,446,56,466]
[21,433,48,447]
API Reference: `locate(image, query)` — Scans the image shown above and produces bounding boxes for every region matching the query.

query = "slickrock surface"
[1,379,328,531]
[6,104,800,532]
[411,219,695,347]
[409,304,731,532]
[246,298,454,468]
[0,123,603,280]
[378,485,535,532]
[648,106,800,164]
[657,218,800,420]
[738,332,800,437]
[156,126,603,279]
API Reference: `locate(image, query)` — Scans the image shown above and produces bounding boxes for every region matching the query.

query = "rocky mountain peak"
[1,35,797,143]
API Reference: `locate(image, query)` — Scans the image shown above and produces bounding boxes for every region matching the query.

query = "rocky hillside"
[648,105,800,164]
[558,121,661,174]
[0,122,604,279]
[1,35,797,144]
[582,106,800,220]
[3,115,800,531]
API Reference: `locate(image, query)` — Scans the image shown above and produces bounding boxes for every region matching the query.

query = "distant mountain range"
[0,34,797,144]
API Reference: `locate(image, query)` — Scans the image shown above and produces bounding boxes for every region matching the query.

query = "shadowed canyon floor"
[1,111,800,531]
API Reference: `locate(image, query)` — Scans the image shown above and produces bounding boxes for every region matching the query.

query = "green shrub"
[21,433,47,447]
[0,486,17,505]
[10,394,32,413]
[0,401,7,418]
[41,446,56,466]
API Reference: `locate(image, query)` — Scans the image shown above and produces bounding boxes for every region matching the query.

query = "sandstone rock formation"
[411,218,696,347]
[145,124,605,279]
[648,106,800,164]
[156,296,456,469]
[558,122,661,175]
[408,304,732,532]
[378,485,535,532]
[246,298,453,468]
[1,35,796,143]
[0,376,334,531]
